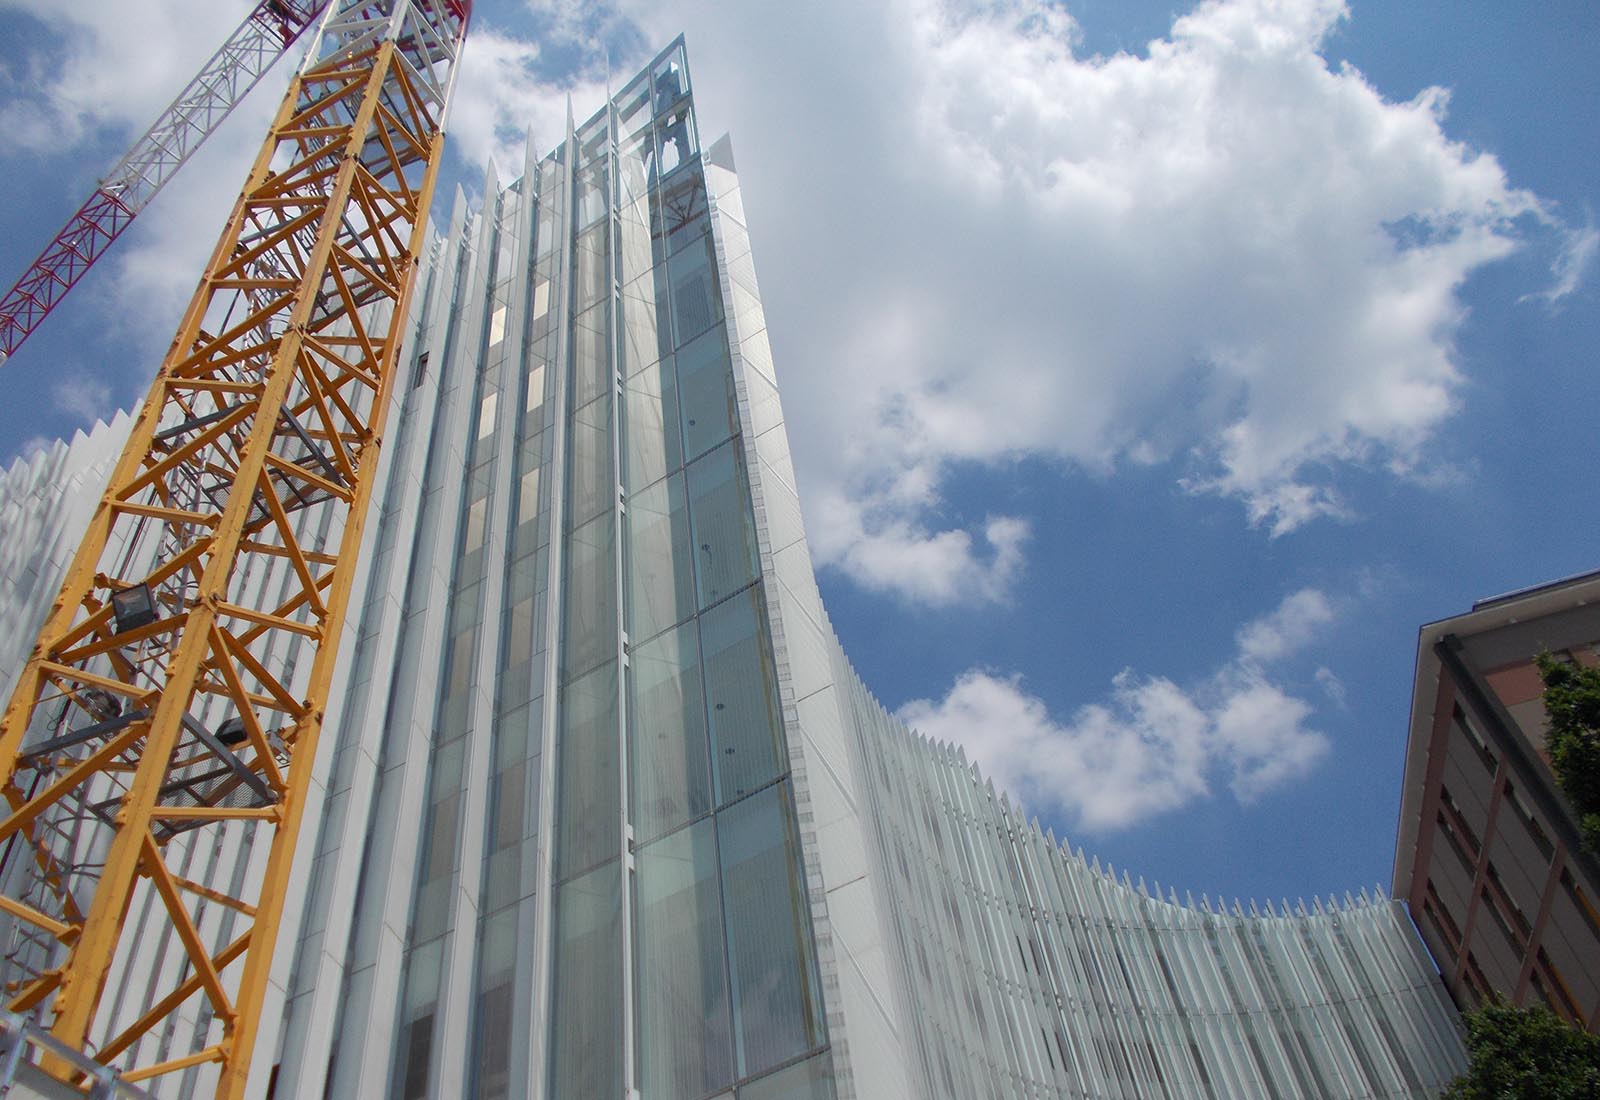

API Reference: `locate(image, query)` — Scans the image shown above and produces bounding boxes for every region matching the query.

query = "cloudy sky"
[0,0,1595,904]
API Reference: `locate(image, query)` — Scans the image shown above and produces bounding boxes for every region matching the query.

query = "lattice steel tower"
[0,2,469,1094]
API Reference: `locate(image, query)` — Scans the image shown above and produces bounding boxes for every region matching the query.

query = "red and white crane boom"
[0,0,330,366]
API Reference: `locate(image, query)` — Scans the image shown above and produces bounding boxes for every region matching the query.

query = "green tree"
[1536,651,1600,856]
[1443,1001,1600,1100]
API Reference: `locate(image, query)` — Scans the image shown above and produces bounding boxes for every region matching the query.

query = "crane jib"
[0,0,332,366]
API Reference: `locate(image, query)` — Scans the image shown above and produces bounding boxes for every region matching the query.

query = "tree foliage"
[1443,1000,1600,1100]
[1536,651,1600,856]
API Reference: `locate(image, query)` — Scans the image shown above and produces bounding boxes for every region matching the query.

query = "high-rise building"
[0,40,1469,1100]
[1394,569,1600,1032]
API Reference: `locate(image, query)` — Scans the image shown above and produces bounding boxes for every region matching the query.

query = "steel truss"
[0,0,329,366]
[0,1,467,1095]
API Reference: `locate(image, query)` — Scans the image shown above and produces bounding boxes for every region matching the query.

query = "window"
[560,514,615,682]
[661,169,709,255]
[1479,884,1523,954]
[1435,811,1476,877]
[620,273,669,376]
[635,820,734,1096]
[1452,704,1497,776]
[668,233,722,347]
[477,391,498,439]
[1503,781,1554,862]
[701,590,783,804]
[1536,948,1583,1019]
[628,621,711,840]
[554,662,619,880]
[1422,885,1461,952]
[571,303,611,408]
[1438,787,1481,853]
[625,473,696,643]
[575,160,610,229]
[1485,863,1531,939]
[1560,868,1600,941]
[718,783,827,1077]
[548,864,622,1098]
[676,327,737,460]
[622,357,681,492]
[740,1052,837,1100]
[687,444,759,610]
[567,396,613,529]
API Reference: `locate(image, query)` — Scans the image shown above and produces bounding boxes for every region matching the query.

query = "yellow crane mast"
[0,1,469,1094]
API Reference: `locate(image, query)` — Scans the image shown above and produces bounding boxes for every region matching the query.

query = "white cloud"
[1235,587,1335,662]
[0,0,255,150]
[1523,224,1598,307]
[810,491,1029,606]
[0,0,301,398]
[51,375,112,421]
[604,0,1576,599]
[898,587,1335,829]
[446,24,612,178]
[6,0,1582,602]
[900,667,1214,829]
[1209,672,1325,802]
[1314,665,1347,707]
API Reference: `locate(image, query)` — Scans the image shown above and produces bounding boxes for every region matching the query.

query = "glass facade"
[0,37,1474,1100]
[274,40,839,1100]
[523,48,830,1100]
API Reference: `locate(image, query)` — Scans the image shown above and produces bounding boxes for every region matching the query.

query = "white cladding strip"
[838,661,1467,1099]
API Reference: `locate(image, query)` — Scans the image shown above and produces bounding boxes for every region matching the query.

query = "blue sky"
[0,0,1595,908]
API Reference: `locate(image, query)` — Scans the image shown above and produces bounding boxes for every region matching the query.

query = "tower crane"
[0,1,471,1096]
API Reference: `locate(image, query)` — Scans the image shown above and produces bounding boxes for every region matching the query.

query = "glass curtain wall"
[389,185,519,1100]
[469,145,564,1100]
[546,43,836,1100]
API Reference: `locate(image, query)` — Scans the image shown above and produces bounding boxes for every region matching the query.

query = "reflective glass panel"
[718,783,826,1077]
[668,233,723,347]
[392,936,444,1098]
[625,472,696,643]
[622,272,670,374]
[576,159,610,228]
[629,620,711,841]
[667,175,709,251]
[700,590,783,803]
[676,327,736,460]
[472,907,518,1100]
[554,660,619,879]
[622,357,681,492]
[635,819,735,1099]
[549,864,622,1099]
[575,225,610,311]
[572,302,611,408]
[568,394,613,529]
[687,444,759,609]
[657,105,696,177]
[617,73,651,140]
[561,510,615,680]
[661,170,709,255]
[653,49,688,111]
[738,1053,837,1100]
[618,196,655,281]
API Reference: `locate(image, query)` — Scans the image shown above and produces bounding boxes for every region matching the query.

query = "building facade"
[0,41,1468,1100]
[1394,570,1600,1032]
